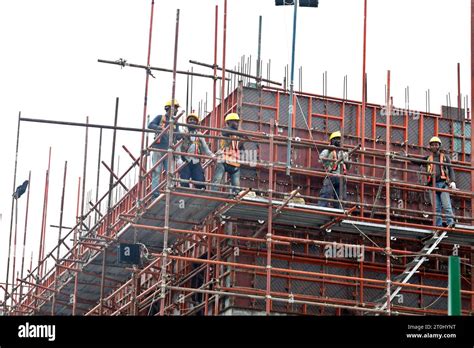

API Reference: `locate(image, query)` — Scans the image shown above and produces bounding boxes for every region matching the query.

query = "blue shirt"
[147,114,182,149]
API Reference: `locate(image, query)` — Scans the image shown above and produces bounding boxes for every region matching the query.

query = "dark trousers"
[317,175,347,209]
[180,161,206,189]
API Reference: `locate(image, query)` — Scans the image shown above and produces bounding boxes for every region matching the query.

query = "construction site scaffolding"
[2,1,474,316]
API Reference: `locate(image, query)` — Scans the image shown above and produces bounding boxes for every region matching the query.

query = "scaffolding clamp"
[115,58,127,68]
[146,65,156,78]
[288,293,294,304]
[319,206,356,232]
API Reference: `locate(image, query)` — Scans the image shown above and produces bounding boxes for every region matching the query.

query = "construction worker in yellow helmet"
[211,112,246,194]
[177,113,215,190]
[405,135,456,228]
[317,130,351,209]
[164,99,180,109]
[147,99,184,199]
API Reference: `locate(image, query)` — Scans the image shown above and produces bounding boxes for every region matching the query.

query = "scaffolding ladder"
[376,230,448,312]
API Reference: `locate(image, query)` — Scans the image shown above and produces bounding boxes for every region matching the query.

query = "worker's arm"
[340,151,351,170]
[239,134,249,142]
[175,142,185,162]
[199,136,214,157]
[173,111,185,141]
[174,125,184,141]
[444,155,456,183]
[319,149,330,161]
[148,115,162,131]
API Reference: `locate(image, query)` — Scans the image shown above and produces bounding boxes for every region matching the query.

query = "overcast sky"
[0,0,469,298]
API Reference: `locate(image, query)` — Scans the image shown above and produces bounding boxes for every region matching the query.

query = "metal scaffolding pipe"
[38,147,52,281]
[18,171,31,306]
[4,112,21,313]
[98,58,230,81]
[80,117,89,236]
[160,8,181,316]
[95,129,103,225]
[385,70,392,314]
[265,120,275,314]
[190,60,281,86]
[101,161,128,191]
[11,178,20,308]
[52,161,67,315]
[163,253,474,296]
[220,0,228,128]
[138,0,156,203]
[20,116,156,133]
[72,176,81,316]
[166,285,398,315]
[99,97,120,315]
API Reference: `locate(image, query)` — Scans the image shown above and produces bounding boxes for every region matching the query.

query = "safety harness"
[220,137,240,167]
[427,153,449,184]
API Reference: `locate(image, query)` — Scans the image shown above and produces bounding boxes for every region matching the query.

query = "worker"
[211,113,246,194]
[147,100,183,198]
[406,136,456,228]
[178,113,215,189]
[317,131,350,209]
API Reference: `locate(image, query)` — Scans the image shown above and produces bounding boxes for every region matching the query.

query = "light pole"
[275,0,319,175]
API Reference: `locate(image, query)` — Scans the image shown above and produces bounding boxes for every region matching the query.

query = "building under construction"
[2,1,474,316]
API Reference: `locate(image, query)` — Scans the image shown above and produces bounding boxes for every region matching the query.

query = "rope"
[422,290,446,310]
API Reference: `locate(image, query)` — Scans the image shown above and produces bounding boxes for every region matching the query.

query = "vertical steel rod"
[360,0,368,216]
[38,147,52,281]
[4,112,21,313]
[160,9,181,316]
[80,117,89,237]
[257,15,262,86]
[385,70,392,315]
[470,0,474,311]
[72,177,81,315]
[95,128,103,224]
[265,120,275,314]
[99,97,119,315]
[18,170,31,306]
[286,0,298,176]
[11,185,19,308]
[52,161,67,315]
[213,4,218,133]
[138,0,156,202]
[220,0,228,124]
[191,67,194,112]
[458,63,461,119]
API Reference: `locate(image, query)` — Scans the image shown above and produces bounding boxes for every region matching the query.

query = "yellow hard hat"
[329,131,341,140]
[186,113,200,122]
[164,99,180,108]
[429,136,442,145]
[225,113,240,122]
